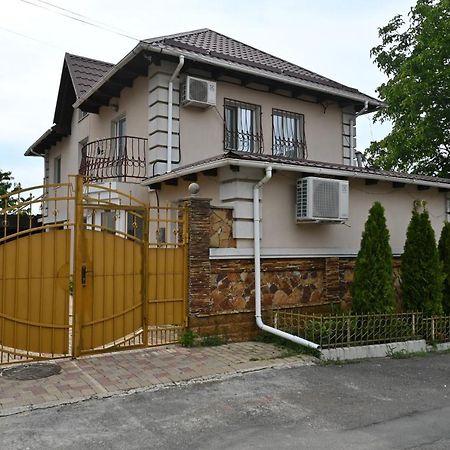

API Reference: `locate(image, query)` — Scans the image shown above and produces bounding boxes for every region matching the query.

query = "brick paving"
[0,342,315,416]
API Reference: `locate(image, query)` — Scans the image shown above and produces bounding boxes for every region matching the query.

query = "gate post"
[184,197,212,324]
[72,175,84,357]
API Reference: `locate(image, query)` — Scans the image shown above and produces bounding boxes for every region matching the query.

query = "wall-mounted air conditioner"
[296,177,349,223]
[181,76,216,108]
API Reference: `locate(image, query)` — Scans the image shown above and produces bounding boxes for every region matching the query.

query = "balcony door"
[113,116,127,180]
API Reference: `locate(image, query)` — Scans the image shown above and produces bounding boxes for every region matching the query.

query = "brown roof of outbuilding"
[145,28,376,101]
[65,53,113,98]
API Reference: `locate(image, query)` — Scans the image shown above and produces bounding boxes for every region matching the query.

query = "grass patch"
[198,335,228,347]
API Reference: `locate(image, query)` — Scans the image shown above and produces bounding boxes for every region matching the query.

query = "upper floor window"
[54,156,61,183]
[272,109,306,159]
[224,99,262,153]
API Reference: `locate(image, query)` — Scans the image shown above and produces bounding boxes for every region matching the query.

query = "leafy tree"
[438,222,450,314]
[351,202,396,314]
[367,0,450,177]
[0,170,15,197]
[0,170,22,209]
[401,201,443,314]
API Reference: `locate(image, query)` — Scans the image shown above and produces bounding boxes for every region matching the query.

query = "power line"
[34,0,138,37]
[18,0,140,42]
[0,25,64,50]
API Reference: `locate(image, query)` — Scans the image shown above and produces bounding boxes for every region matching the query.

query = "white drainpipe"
[253,166,320,350]
[349,100,369,167]
[167,55,184,173]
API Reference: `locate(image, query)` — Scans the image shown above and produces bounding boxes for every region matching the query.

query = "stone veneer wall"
[186,198,403,341]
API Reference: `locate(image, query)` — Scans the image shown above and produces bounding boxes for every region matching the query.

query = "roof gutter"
[24,128,54,156]
[142,158,450,190]
[74,42,382,110]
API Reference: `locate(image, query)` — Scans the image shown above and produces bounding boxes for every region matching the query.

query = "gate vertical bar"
[73,175,84,357]
[141,206,149,347]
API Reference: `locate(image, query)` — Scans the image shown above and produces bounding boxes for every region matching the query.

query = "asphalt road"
[1,353,450,449]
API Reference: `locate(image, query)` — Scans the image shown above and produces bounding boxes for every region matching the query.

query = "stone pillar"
[324,257,340,302]
[185,197,212,319]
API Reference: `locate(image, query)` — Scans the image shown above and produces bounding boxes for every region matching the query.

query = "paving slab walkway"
[0,342,315,416]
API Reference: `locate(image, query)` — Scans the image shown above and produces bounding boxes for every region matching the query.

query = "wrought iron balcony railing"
[80,136,147,183]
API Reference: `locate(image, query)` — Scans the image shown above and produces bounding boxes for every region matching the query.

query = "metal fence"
[270,310,450,349]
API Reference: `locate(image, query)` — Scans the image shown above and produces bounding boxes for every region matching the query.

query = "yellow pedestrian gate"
[0,177,188,365]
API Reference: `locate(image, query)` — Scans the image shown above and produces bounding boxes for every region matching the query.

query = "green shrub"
[198,335,227,346]
[180,329,196,347]
[351,202,395,314]
[402,202,443,315]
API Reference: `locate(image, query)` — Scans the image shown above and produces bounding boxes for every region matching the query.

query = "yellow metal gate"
[0,177,188,364]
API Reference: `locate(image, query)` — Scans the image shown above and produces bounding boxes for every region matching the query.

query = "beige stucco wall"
[262,172,446,254]
[179,80,343,166]
[88,76,148,141]
[47,75,148,183]
[156,170,447,257]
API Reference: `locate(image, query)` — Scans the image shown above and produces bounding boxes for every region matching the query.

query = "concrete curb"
[320,340,427,361]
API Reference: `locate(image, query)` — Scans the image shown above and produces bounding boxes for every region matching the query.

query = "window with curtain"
[224,99,262,153]
[272,109,306,159]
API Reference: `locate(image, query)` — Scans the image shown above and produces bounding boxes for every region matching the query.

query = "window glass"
[54,156,61,183]
[224,100,262,153]
[272,110,305,158]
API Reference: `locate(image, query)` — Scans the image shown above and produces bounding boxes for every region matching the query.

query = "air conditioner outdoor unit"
[181,76,216,108]
[296,177,349,223]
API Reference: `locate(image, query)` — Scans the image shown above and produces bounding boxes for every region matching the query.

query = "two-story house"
[25,29,450,340]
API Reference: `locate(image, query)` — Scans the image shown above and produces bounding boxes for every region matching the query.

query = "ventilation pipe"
[349,100,369,167]
[253,166,320,350]
[167,55,184,173]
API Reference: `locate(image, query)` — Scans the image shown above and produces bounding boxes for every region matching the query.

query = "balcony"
[80,136,147,183]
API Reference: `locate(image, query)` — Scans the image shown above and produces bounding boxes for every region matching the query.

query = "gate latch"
[81,264,88,287]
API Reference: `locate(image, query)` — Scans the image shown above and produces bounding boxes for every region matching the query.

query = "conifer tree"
[401,202,443,315]
[351,202,395,314]
[438,222,450,314]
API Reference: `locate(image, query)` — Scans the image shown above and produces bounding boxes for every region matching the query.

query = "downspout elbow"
[252,165,320,351]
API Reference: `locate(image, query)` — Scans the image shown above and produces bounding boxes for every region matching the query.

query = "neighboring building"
[25,29,450,338]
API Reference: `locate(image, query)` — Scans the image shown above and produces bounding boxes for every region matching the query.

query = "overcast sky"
[0,0,415,187]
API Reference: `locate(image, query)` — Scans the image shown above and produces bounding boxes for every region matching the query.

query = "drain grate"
[1,363,62,380]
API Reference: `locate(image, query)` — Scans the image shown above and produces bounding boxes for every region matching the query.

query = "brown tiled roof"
[146,151,450,187]
[145,29,375,100]
[65,53,113,99]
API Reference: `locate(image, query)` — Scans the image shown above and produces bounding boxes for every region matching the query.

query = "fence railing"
[270,310,450,349]
[80,136,147,183]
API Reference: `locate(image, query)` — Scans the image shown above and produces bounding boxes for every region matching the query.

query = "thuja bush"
[351,202,395,314]
[438,222,450,314]
[402,202,443,315]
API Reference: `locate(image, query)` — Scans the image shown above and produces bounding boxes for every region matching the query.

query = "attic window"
[78,109,88,121]
[224,99,263,153]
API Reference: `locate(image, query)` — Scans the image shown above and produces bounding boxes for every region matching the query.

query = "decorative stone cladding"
[210,207,236,248]
[186,197,403,340]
